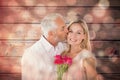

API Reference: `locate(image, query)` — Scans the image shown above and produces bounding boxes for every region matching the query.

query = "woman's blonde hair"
[62,19,91,56]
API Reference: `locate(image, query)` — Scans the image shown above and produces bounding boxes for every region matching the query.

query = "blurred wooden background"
[0,0,120,80]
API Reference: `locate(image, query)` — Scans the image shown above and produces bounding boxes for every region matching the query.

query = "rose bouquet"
[54,55,72,80]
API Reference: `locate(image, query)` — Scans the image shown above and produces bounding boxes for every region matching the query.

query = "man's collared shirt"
[21,36,66,80]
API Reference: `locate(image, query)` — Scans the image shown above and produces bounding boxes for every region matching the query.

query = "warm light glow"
[98,31,107,39]
[102,16,114,29]
[97,50,105,57]
[20,10,32,22]
[103,16,114,23]
[0,0,19,6]
[26,27,41,39]
[93,41,103,49]
[24,0,36,6]
[83,14,93,23]
[47,1,57,12]
[7,0,19,6]
[4,15,15,23]
[0,28,9,39]
[89,30,96,39]
[11,65,21,73]
[115,19,120,27]
[91,24,101,32]
[110,56,119,63]
[12,24,26,39]
[33,4,47,16]
[0,1,119,78]
[101,65,112,73]
[66,0,77,5]
[66,10,78,23]
[92,6,106,18]
[98,0,110,9]
[75,7,85,15]
[31,24,41,28]
[0,33,1,38]
[7,24,26,46]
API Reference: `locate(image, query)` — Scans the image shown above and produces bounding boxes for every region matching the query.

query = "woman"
[62,19,99,80]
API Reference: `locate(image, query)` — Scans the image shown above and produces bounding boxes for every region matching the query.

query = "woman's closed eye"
[68,29,83,35]
[77,32,81,34]
[69,31,81,34]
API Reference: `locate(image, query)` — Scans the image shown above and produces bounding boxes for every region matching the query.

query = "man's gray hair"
[40,13,65,37]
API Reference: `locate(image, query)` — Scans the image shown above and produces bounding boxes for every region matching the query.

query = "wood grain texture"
[0,7,120,23]
[0,0,120,80]
[0,73,21,80]
[0,57,21,73]
[0,23,120,40]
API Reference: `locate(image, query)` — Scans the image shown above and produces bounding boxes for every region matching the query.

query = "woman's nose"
[71,33,76,37]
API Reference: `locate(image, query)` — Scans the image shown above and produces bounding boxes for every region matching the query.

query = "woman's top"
[62,49,97,80]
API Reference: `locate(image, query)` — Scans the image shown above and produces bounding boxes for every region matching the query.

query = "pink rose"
[54,55,72,65]
[54,55,62,59]
[54,55,72,80]
[54,55,63,64]
[62,56,72,65]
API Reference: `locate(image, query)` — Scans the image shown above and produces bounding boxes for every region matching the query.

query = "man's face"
[54,17,68,42]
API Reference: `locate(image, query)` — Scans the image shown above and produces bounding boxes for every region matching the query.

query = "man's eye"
[61,26,65,31]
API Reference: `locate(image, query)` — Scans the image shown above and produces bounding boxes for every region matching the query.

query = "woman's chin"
[68,43,79,46]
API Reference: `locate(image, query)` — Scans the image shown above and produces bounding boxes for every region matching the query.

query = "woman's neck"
[67,46,82,58]
[70,46,82,53]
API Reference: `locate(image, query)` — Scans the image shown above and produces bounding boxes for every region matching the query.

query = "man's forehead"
[55,17,66,26]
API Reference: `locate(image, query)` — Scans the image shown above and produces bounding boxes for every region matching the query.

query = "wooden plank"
[99,73,120,80]
[0,44,25,56]
[1,0,120,7]
[89,25,120,40]
[0,24,120,40]
[0,0,99,6]
[0,55,119,75]
[0,0,119,80]
[0,24,41,39]
[0,73,120,80]
[0,57,119,80]
[0,41,35,56]
[91,41,120,56]
[96,57,120,79]
[97,57,120,73]
[0,6,120,23]
[0,57,21,73]
[0,41,120,56]
[109,0,120,6]
[0,73,21,80]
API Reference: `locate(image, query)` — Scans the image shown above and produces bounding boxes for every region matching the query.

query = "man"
[21,13,68,80]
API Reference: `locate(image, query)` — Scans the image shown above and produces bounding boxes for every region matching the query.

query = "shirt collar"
[40,35,54,52]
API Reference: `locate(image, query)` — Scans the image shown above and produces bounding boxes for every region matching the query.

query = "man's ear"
[48,30,54,36]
